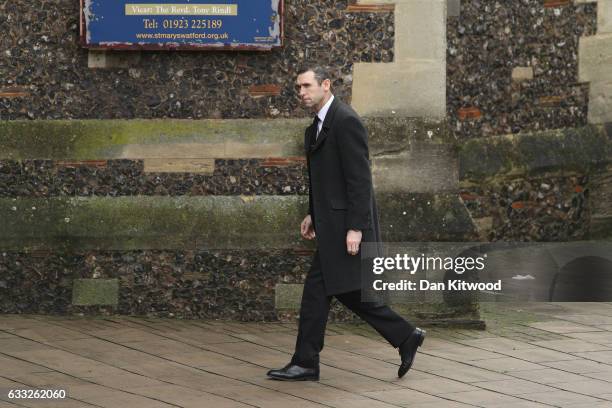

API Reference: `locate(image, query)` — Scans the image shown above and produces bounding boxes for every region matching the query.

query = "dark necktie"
[313,115,320,141]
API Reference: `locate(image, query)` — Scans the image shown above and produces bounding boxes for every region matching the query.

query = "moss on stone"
[274,283,304,309]
[72,278,119,306]
[0,118,447,159]
[1,192,481,250]
[0,196,309,250]
[0,119,308,159]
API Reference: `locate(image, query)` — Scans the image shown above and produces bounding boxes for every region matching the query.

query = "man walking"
[266,66,425,381]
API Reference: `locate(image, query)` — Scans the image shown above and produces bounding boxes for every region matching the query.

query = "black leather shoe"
[398,328,426,378]
[267,363,320,381]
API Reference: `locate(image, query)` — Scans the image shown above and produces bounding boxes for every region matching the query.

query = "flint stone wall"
[1,1,611,324]
[0,0,393,120]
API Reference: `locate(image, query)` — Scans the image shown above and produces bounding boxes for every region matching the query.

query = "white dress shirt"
[315,94,334,139]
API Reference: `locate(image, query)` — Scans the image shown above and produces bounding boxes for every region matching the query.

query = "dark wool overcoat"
[305,97,382,295]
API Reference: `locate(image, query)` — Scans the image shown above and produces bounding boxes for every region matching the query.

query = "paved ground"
[1,302,612,408]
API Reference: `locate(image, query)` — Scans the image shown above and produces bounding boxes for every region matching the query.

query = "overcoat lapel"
[304,122,316,155]
[310,98,339,154]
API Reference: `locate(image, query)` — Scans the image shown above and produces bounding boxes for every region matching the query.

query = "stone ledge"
[459,125,612,182]
[373,143,458,193]
[0,118,447,160]
[0,193,476,251]
[0,196,308,251]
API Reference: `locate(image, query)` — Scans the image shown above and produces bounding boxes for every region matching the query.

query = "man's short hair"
[297,65,332,85]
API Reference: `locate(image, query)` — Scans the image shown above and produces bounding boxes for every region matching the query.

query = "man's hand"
[346,229,362,255]
[300,215,316,240]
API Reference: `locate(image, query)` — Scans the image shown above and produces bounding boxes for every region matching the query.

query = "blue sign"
[81,0,283,50]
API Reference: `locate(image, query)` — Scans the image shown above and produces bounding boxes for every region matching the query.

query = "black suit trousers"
[291,251,416,368]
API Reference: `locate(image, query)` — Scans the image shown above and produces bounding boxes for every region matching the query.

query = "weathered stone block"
[459,125,611,181]
[122,143,226,159]
[0,119,307,160]
[0,196,308,251]
[579,33,612,83]
[87,51,141,69]
[72,279,119,306]
[352,61,446,118]
[351,0,446,118]
[0,191,479,250]
[275,284,303,309]
[599,0,612,33]
[588,80,612,123]
[512,66,534,81]
[56,160,107,169]
[372,143,458,193]
[377,192,477,241]
[354,0,446,57]
[447,0,461,17]
[590,166,612,239]
[143,158,215,174]
[0,118,447,159]
[393,0,447,61]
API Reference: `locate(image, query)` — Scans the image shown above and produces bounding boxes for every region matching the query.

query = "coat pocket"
[330,198,348,210]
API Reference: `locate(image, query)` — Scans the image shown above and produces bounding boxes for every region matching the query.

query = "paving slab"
[467,357,545,373]
[529,321,605,334]
[554,378,612,395]
[542,358,612,374]
[530,339,611,353]
[469,379,557,395]
[510,368,596,384]
[518,390,608,407]
[3,302,612,407]
[564,331,612,344]
[439,389,533,405]
[499,347,581,363]
[573,350,612,364]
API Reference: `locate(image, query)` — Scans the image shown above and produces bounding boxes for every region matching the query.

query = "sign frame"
[79,0,284,51]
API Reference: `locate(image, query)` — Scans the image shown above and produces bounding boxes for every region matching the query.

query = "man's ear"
[323,78,331,91]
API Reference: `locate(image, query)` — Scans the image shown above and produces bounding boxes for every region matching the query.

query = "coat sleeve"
[305,129,314,218]
[307,158,314,218]
[337,114,372,231]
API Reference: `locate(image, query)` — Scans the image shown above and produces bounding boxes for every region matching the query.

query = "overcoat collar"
[309,96,339,154]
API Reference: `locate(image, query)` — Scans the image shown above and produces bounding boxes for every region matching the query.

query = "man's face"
[296,70,330,109]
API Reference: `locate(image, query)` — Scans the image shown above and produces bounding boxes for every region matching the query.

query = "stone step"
[0,193,476,251]
[458,125,611,182]
[0,118,447,160]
